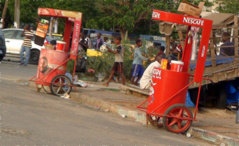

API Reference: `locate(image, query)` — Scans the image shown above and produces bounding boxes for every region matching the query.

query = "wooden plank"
[178,30,185,48]
[120,85,149,96]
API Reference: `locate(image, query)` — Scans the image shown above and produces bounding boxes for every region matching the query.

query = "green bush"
[67,40,158,81]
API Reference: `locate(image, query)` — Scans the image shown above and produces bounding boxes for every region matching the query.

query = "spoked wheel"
[163,104,193,133]
[147,114,163,128]
[50,75,72,96]
[42,85,52,94]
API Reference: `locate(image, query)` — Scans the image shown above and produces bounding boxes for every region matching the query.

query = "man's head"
[87,34,90,38]
[104,37,108,42]
[80,33,85,39]
[114,36,121,45]
[159,46,165,52]
[155,54,166,63]
[50,40,57,46]
[222,32,230,42]
[25,24,30,30]
[97,33,101,39]
[136,38,142,47]
[39,57,48,73]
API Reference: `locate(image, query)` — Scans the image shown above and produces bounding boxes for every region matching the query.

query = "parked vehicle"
[2,28,54,64]
[0,29,6,62]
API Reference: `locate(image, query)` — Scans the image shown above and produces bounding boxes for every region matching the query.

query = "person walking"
[103,36,125,87]
[131,38,150,85]
[20,24,34,66]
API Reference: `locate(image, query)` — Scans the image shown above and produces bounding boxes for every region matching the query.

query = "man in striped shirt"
[20,24,34,66]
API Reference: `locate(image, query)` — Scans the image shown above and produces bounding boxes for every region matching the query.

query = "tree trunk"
[2,0,9,28]
[14,0,20,28]
[120,28,127,42]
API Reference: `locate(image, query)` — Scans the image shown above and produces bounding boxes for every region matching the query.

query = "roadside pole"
[14,0,20,28]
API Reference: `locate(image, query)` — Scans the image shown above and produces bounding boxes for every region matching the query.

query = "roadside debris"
[61,93,70,99]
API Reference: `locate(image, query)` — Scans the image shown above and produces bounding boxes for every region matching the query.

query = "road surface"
[0,61,211,145]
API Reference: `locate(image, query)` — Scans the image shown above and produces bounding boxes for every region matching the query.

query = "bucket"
[171,60,184,72]
[56,41,66,52]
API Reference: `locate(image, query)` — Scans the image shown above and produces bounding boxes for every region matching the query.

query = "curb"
[70,92,147,124]
[188,128,239,146]
[16,79,239,145]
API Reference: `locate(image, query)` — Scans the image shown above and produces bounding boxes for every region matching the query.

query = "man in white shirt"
[140,54,165,89]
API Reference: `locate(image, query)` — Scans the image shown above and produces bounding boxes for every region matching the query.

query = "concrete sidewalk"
[68,82,239,146]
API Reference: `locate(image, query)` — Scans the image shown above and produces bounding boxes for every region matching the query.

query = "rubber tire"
[0,56,3,61]
[29,49,40,65]
[216,86,227,109]
[50,75,72,96]
[163,104,193,133]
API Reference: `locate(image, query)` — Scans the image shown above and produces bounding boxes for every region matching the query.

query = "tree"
[92,0,212,40]
[215,0,239,14]
[94,0,177,40]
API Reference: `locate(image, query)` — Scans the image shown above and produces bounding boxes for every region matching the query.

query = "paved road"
[0,61,210,145]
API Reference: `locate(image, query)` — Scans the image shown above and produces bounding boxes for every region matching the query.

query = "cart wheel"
[42,85,52,94]
[50,75,72,96]
[147,114,163,128]
[163,104,193,133]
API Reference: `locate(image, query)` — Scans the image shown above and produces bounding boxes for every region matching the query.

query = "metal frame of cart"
[29,8,82,96]
[137,10,213,133]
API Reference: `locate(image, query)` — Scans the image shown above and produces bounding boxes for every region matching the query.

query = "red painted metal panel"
[63,20,73,53]
[193,23,212,82]
[152,10,207,28]
[70,20,82,59]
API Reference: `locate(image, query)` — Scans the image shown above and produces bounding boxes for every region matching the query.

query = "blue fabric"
[185,91,195,107]
[132,64,144,77]
[226,82,239,104]
[190,55,234,70]
[20,46,31,66]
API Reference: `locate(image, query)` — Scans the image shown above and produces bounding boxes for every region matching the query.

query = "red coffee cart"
[30,8,82,96]
[137,10,212,133]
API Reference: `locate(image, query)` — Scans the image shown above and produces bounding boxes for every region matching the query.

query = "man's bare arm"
[106,45,117,54]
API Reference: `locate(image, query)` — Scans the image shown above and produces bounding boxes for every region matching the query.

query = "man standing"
[96,33,104,50]
[86,34,92,49]
[20,24,33,66]
[220,32,235,56]
[103,36,125,87]
[79,33,89,53]
[131,38,150,85]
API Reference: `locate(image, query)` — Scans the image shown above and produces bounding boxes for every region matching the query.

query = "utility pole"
[1,0,9,28]
[14,0,20,28]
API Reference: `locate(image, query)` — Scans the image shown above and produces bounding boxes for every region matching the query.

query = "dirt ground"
[78,82,239,140]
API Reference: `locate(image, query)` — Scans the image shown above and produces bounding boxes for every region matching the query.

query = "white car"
[3,28,53,64]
